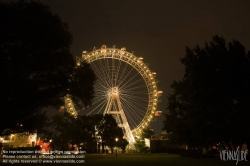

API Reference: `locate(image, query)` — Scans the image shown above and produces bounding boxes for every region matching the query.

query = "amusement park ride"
[64,45,163,144]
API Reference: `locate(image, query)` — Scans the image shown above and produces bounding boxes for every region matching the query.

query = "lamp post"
[49,139,52,154]
[115,138,118,157]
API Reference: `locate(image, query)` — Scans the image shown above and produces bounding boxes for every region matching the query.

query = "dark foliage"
[40,113,126,153]
[163,35,250,148]
[96,114,124,153]
[141,127,154,139]
[0,0,96,135]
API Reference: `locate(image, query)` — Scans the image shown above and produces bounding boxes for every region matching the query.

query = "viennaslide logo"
[219,147,248,165]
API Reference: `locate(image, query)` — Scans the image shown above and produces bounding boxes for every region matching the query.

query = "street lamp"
[49,139,52,154]
[115,138,118,157]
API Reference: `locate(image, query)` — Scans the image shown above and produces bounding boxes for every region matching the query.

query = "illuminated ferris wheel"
[65,45,162,143]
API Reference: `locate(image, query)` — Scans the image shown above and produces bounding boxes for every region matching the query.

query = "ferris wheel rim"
[78,46,159,136]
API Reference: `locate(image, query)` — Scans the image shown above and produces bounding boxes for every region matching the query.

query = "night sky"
[7,0,250,134]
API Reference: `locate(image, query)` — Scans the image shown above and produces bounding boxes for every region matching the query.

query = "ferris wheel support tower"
[104,87,135,143]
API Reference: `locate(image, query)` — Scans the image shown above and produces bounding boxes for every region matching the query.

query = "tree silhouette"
[134,127,154,152]
[96,114,124,153]
[141,127,154,139]
[0,0,95,135]
[163,35,250,148]
[40,112,74,150]
[134,137,146,153]
[117,138,129,153]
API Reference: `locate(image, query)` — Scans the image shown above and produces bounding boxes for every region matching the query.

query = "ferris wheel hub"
[108,87,119,99]
[111,87,119,95]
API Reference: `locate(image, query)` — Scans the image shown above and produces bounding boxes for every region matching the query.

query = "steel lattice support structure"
[104,87,135,143]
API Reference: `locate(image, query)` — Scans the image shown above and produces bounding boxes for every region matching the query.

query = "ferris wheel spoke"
[96,59,112,88]
[119,76,144,92]
[122,88,148,94]
[117,63,137,88]
[119,76,145,92]
[121,97,148,106]
[121,97,148,111]
[122,107,143,128]
[112,58,116,87]
[91,61,111,89]
[116,59,130,87]
[86,98,107,116]
[94,83,109,93]
[92,91,107,101]
[122,78,146,88]
[122,82,147,91]
[95,83,108,92]
[116,61,128,86]
[91,96,106,106]
[93,93,106,99]
[123,111,137,129]
[121,92,148,101]
[121,99,143,125]
[101,59,113,88]
[121,91,147,98]
[125,112,137,129]
[122,98,147,110]
[96,99,107,114]
[127,105,146,120]
[104,58,112,87]
[121,85,148,94]
[123,97,145,118]
[122,91,148,96]
[114,59,122,86]
[91,61,107,85]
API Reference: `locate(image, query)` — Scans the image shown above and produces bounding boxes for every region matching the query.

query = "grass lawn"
[84,153,249,166]
[1,153,249,165]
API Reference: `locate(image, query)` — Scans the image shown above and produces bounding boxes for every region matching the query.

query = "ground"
[85,153,249,166]
[0,153,249,165]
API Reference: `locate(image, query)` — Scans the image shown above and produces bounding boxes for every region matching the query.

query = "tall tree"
[69,115,98,152]
[0,0,95,135]
[41,113,99,152]
[96,114,124,153]
[141,127,154,139]
[163,35,250,148]
[41,112,74,150]
[134,137,146,153]
[117,138,129,153]
[134,127,154,152]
